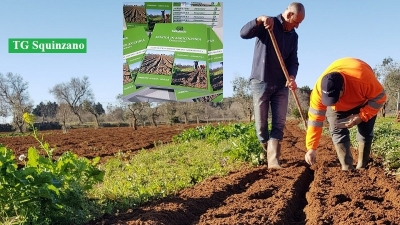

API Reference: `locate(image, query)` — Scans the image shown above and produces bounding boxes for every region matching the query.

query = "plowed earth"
[0,124,199,163]
[172,68,208,89]
[2,121,400,224]
[210,73,223,91]
[88,120,400,225]
[123,6,146,23]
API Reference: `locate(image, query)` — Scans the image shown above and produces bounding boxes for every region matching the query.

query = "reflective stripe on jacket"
[306,57,387,150]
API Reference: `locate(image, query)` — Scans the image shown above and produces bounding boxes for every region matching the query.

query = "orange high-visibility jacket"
[306,57,387,150]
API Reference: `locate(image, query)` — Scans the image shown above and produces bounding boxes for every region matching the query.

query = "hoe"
[268,29,308,129]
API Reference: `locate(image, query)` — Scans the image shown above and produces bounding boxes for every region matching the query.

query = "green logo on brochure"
[8,38,87,53]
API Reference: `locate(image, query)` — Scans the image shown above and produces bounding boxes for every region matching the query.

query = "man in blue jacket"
[240,2,305,169]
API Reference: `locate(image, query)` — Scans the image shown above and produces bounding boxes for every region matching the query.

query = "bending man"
[305,57,387,170]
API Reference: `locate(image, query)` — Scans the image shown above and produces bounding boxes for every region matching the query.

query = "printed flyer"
[123,3,148,30]
[135,22,210,92]
[174,90,222,102]
[144,2,172,32]
[122,2,223,102]
[122,26,149,100]
[174,26,223,102]
[131,87,177,102]
[124,2,222,31]
[172,2,222,28]
[208,26,223,93]
[193,93,223,102]
[122,86,151,102]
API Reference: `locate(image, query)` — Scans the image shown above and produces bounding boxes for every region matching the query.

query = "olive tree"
[231,75,253,122]
[374,57,400,113]
[0,72,33,132]
[49,76,94,124]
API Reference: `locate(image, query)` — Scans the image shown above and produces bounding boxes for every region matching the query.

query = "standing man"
[304,57,387,170]
[240,2,305,169]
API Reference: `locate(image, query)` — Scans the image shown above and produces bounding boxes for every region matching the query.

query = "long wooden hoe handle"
[267,29,308,129]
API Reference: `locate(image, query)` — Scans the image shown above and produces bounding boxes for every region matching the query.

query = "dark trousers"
[326,105,376,144]
[251,79,289,143]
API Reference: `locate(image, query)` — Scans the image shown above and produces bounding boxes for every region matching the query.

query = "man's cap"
[321,72,344,106]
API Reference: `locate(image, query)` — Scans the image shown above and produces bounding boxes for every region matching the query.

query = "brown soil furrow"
[198,166,313,225]
[89,120,400,224]
[4,120,400,224]
[303,134,400,224]
[0,124,200,163]
[87,121,315,225]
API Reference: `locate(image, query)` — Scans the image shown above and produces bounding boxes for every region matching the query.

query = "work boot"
[267,139,283,169]
[334,141,354,170]
[356,142,372,169]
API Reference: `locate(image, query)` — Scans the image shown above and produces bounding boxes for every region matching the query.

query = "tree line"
[0,57,398,133]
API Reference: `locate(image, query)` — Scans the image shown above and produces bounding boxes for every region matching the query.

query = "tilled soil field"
[140,54,174,76]
[87,120,400,225]
[172,69,208,89]
[0,124,199,163]
[123,5,146,23]
[210,73,223,91]
[123,64,133,85]
[3,121,399,224]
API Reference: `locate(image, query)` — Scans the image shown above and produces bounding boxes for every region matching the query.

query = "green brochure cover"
[174,27,223,101]
[135,23,210,92]
[123,3,148,30]
[123,26,149,98]
[208,27,223,93]
[175,89,212,101]
[145,2,172,32]
[175,90,223,102]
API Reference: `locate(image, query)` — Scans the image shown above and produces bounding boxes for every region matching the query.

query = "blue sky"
[1,1,399,123]
[226,0,399,93]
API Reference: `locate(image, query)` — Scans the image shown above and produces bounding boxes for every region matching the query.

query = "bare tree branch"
[49,76,94,124]
[0,72,33,132]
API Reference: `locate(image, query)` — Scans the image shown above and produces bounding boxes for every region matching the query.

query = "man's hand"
[305,149,316,165]
[344,114,362,128]
[256,15,274,30]
[286,76,297,90]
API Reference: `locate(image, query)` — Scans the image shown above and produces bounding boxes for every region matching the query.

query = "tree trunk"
[196,115,199,124]
[132,118,137,130]
[62,120,68,133]
[152,116,157,127]
[73,110,84,124]
[184,114,188,124]
[17,124,24,133]
[94,114,100,129]
[13,115,24,133]
[248,109,252,122]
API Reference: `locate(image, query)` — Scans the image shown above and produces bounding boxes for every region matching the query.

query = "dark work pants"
[326,105,376,144]
[251,79,289,143]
